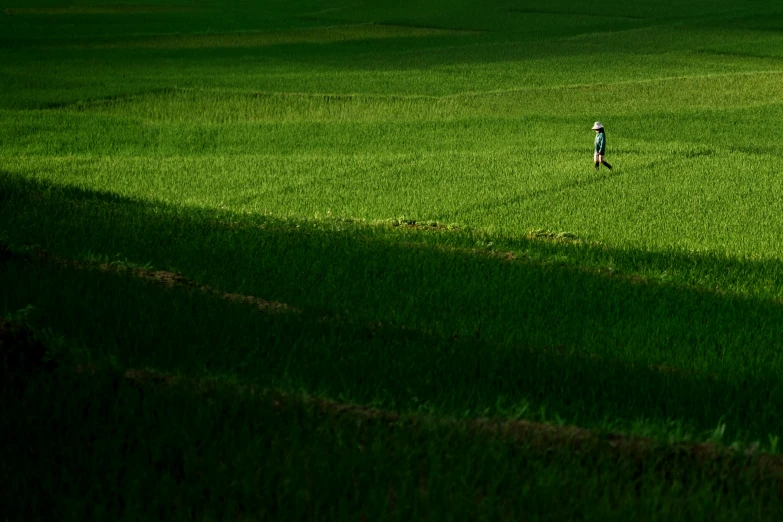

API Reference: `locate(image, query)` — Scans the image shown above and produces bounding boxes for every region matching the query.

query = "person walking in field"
[592,122,612,170]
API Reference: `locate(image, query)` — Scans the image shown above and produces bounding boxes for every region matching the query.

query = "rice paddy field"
[3,0,783,519]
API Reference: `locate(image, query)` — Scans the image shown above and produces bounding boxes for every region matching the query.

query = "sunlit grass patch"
[44,69,783,126]
[53,89,459,123]
[457,70,783,116]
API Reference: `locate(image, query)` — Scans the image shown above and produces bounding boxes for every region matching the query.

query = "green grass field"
[3,0,783,519]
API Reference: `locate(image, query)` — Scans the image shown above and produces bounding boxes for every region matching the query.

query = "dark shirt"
[594,131,606,155]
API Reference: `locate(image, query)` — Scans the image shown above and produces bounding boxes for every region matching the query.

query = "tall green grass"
[3,178,783,442]
[3,0,783,518]
[7,367,783,522]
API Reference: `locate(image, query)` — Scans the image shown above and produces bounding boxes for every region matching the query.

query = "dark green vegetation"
[3,0,783,519]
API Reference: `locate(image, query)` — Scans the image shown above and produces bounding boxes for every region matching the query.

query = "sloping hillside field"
[3,0,783,519]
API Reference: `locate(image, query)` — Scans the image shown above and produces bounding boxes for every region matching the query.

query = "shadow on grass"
[5,365,783,521]
[2,173,783,441]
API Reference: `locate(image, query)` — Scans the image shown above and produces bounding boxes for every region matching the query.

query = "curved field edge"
[2,232,783,450]
[4,350,783,521]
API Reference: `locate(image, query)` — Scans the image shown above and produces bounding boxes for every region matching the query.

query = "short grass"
[3,0,783,519]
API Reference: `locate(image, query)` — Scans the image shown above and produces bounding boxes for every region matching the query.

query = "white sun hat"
[591,121,604,130]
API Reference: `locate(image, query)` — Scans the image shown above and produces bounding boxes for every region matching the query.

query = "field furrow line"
[2,313,780,488]
[50,363,783,479]
[3,243,727,382]
[18,248,300,315]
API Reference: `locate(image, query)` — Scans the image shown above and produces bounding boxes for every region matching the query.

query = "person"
[592,122,612,170]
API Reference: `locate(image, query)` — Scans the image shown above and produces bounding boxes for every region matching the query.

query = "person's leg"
[600,155,612,170]
[594,153,600,169]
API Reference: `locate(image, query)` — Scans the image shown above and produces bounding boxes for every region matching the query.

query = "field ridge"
[43,363,780,481]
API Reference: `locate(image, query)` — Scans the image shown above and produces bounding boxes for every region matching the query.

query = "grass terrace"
[2,0,783,519]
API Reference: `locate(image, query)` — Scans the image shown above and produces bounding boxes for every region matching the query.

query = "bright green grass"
[3,0,783,519]
[3,12,783,256]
